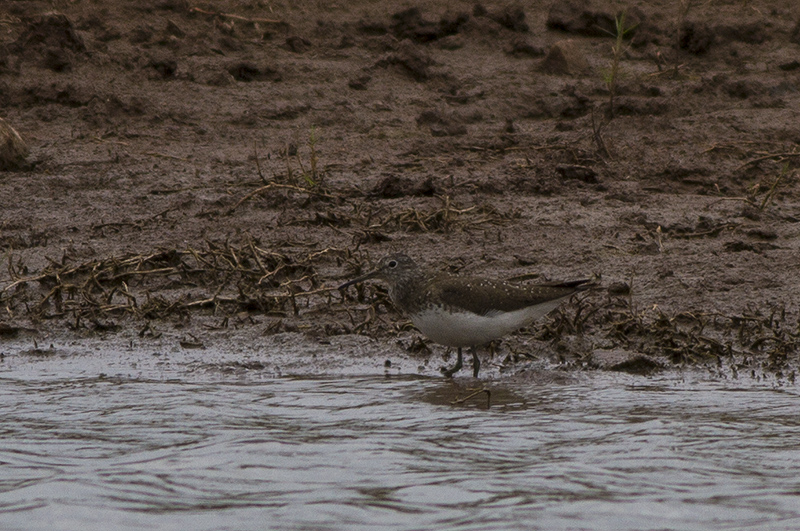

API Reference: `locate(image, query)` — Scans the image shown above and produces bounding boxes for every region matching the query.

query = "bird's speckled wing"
[428,276,589,316]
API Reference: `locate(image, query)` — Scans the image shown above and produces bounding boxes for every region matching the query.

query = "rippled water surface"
[1,348,799,531]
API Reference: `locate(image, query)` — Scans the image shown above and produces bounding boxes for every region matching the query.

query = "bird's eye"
[388,260,398,268]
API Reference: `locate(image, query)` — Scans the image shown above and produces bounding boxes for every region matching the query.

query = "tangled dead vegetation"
[590,296,799,379]
[1,236,346,330]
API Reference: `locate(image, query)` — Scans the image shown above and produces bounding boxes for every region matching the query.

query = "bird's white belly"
[410,300,565,347]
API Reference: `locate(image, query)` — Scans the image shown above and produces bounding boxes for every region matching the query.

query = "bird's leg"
[441,348,463,378]
[471,348,481,378]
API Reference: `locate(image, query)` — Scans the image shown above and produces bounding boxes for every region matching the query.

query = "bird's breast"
[409,301,561,347]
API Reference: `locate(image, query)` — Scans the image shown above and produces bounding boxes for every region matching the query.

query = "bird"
[338,253,592,378]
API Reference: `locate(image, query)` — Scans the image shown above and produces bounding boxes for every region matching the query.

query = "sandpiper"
[339,253,592,378]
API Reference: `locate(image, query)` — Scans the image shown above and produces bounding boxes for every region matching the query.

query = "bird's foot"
[440,348,464,378]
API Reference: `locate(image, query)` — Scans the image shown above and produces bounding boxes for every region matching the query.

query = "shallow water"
[1,345,799,531]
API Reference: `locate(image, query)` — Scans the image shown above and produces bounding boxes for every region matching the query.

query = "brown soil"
[1,0,799,380]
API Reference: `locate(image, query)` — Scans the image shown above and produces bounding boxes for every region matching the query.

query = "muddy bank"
[1,0,799,380]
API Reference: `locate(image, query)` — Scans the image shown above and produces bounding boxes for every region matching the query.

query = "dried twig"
[450,387,492,408]
[735,152,800,172]
[189,7,283,24]
[230,182,337,213]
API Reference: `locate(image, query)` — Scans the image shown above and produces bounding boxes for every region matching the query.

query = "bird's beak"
[338,267,381,290]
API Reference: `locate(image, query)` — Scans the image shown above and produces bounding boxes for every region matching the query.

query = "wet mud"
[1,0,799,380]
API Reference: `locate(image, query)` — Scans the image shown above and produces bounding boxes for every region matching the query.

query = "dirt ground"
[1,0,799,380]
